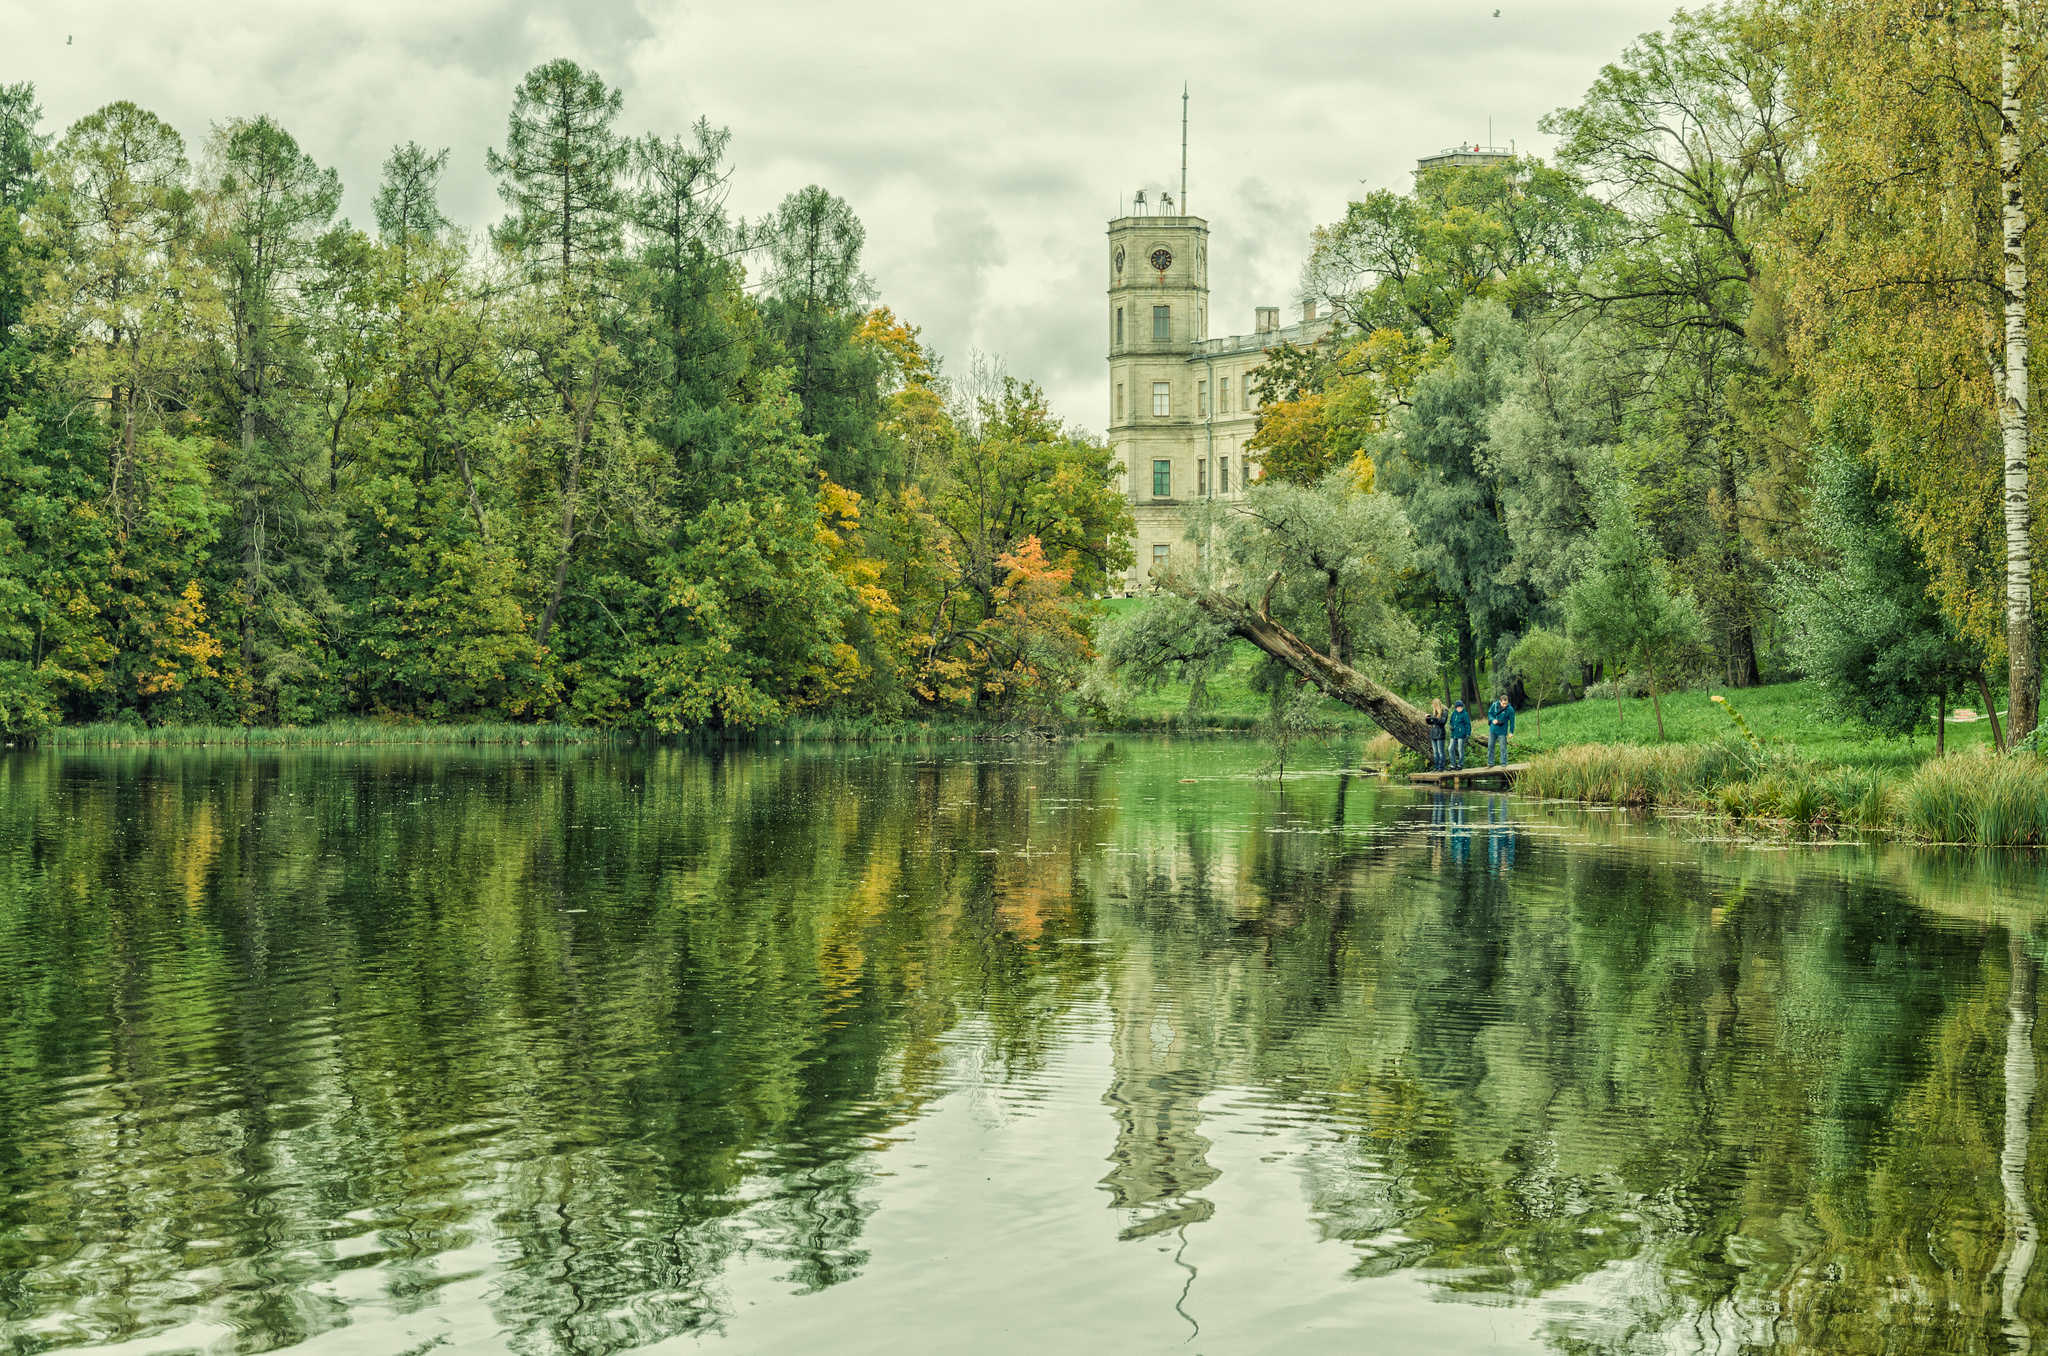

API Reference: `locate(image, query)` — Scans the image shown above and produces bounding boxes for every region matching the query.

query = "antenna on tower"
[1180,83,1189,216]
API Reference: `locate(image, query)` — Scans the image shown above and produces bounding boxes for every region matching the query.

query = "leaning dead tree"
[1158,573,1433,755]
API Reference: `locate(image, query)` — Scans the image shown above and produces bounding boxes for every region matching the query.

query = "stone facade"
[1104,211,1332,593]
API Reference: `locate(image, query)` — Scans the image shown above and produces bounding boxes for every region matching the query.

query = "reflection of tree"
[2003,932,2038,1350]
[0,743,1120,1353]
[7,747,2048,1354]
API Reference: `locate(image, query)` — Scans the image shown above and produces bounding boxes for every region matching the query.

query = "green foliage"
[1565,489,1708,739]
[0,62,1122,737]
[1099,471,1433,710]
[1505,627,1571,734]
[1778,430,1982,737]
[1302,155,1617,336]
[486,59,626,291]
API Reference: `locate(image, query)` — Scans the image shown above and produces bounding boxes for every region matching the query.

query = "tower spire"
[1180,83,1189,216]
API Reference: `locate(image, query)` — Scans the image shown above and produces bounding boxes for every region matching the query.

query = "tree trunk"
[1718,449,1761,688]
[1978,668,2009,755]
[2000,0,2039,743]
[1457,612,1479,706]
[534,361,602,650]
[534,454,579,649]
[1727,618,1760,688]
[1649,663,1666,742]
[1160,575,1432,754]
[1937,686,1947,757]
[239,390,259,670]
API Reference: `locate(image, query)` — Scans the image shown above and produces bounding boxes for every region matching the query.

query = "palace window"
[1197,458,1207,496]
[1198,380,1208,416]
[1219,457,1230,493]
[1152,382,1171,417]
[1153,305,1171,341]
[1219,376,1230,412]
[1152,543,1170,572]
[1115,307,1123,346]
[1152,459,1172,498]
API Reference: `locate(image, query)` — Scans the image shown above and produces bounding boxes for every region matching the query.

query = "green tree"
[1301,155,1615,337]
[755,185,890,494]
[200,115,344,718]
[486,59,626,294]
[1102,471,1436,751]
[1565,491,1707,741]
[1374,300,1536,703]
[1505,626,1571,738]
[1544,7,1805,688]
[372,141,450,286]
[1779,430,1986,744]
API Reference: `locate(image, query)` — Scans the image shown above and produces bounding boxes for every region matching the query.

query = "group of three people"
[1423,695,1516,772]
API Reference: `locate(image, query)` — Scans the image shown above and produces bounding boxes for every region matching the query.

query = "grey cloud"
[6,0,1666,430]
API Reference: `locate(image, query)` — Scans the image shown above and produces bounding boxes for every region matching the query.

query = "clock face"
[1150,247,1173,273]
[1113,245,1125,273]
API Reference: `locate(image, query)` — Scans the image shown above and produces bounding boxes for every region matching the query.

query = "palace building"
[1105,200,1333,592]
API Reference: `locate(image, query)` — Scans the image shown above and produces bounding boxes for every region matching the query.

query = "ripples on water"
[1,741,2046,1354]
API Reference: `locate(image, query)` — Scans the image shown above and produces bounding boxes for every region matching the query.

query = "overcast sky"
[6,0,1667,433]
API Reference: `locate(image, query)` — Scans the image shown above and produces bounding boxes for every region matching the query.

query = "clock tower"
[1107,203,1209,583]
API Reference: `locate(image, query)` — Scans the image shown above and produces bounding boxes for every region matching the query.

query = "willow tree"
[1100,472,1437,752]
[1781,0,2046,739]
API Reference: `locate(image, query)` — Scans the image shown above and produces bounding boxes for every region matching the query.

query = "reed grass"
[44,720,627,748]
[1898,753,2048,847]
[1522,740,2048,846]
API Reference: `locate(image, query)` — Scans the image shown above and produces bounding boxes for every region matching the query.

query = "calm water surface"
[3,740,2048,1354]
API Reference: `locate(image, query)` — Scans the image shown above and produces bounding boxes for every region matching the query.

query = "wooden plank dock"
[1407,762,1531,787]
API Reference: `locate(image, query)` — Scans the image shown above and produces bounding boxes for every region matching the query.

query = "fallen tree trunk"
[1160,574,1432,755]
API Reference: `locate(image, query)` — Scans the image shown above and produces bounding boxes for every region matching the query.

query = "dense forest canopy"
[3,0,2047,748]
[0,63,1130,734]
[1111,0,2048,749]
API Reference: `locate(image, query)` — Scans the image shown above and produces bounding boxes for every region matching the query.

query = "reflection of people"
[1486,797,1516,873]
[1447,700,1471,770]
[1486,694,1516,767]
[1426,700,1448,772]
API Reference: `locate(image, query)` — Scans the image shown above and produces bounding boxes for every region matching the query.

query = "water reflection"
[0,742,2043,1353]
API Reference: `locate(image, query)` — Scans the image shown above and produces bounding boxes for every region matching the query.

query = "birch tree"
[1782,0,2045,739]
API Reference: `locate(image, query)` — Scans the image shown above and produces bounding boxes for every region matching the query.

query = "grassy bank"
[1517,741,2048,847]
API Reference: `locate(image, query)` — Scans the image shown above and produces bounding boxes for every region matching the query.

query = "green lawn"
[1093,601,2001,763]
[1504,680,1999,770]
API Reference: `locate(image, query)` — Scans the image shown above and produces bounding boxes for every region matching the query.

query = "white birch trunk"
[2001,0,2039,742]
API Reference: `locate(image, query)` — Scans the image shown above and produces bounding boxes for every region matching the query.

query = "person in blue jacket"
[1486,693,1516,766]
[1446,699,1472,769]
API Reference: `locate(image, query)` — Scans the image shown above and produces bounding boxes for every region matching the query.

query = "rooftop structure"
[1415,143,1516,173]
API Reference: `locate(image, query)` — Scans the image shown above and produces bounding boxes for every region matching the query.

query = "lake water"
[3,739,2047,1354]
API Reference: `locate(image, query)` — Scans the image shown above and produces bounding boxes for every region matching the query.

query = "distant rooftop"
[1415,143,1516,173]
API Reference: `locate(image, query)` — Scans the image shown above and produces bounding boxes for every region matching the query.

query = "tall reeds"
[1520,740,2048,845]
[1898,753,2048,846]
[43,721,624,748]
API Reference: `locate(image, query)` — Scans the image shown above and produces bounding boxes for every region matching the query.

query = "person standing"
[1486,693,1516,767]
[1447,699,1472,770]
[1425,699,1448,772]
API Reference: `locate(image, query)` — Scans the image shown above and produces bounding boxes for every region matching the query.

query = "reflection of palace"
[1100,932,1220,1237]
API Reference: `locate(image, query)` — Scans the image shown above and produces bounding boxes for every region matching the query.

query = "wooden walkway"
[1407,762,1531,787]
